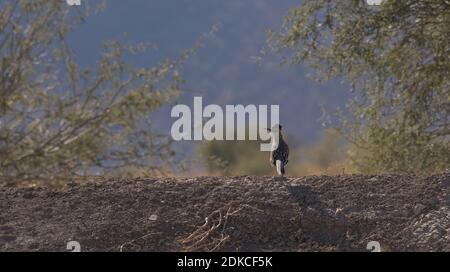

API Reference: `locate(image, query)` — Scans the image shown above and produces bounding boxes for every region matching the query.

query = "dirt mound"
[1,173,449,252]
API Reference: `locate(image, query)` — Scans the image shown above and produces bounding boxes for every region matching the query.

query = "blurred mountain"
[68,0,350,145]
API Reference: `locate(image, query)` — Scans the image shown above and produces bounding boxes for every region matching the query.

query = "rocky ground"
[0,173,449,252]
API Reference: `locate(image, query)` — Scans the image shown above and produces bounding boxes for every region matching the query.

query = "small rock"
[414,204,426,215]
[0,235,16,243]
[23,192,34,199]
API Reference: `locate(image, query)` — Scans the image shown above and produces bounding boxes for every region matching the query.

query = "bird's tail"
[276,160,285,176]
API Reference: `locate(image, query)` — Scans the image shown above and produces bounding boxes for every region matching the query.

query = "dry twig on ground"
[179,203,262,251]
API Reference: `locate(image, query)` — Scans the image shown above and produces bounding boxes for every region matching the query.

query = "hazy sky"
[68,0,350,144]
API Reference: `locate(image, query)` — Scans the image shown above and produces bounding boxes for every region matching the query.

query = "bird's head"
[266,124,282,133]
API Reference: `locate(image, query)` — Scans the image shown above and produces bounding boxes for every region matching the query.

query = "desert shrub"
[198,129,355,176]
[197,139,272,176]
[0,1,188,182]
[269,0,450,173]
[290,129,356,176]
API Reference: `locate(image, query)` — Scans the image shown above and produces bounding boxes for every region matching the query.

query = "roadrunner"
[267,124,289,176]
